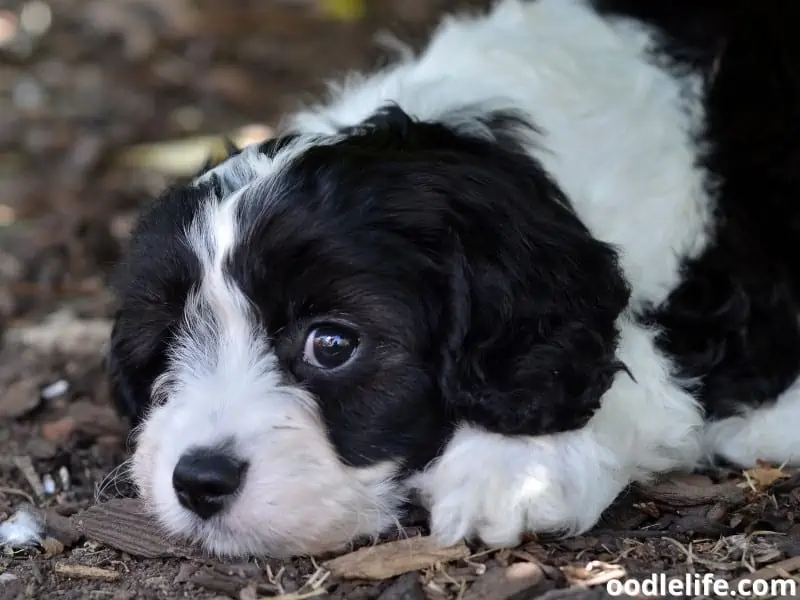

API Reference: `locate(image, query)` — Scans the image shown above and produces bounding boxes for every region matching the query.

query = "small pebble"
[12,77,45,110]
[41,416,76,444]
[42,474,56,496]
[58,466,71,491]
[19,1,52,36]
[25,438,58,460]
[41,537,65,557]
[41,379,69,400]
[0,379,42,419]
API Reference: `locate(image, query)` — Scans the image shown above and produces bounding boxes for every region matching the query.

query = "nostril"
[172,447,248,519]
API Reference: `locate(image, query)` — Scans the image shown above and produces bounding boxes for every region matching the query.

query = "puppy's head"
[109,105,629,557]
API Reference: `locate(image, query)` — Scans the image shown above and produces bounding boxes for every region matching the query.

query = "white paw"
[410,425,630,548]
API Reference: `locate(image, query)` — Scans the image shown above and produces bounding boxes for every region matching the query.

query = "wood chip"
[54,562,120,581]
[323,536,470,580]
[463,562,550,600]
[72,498,195,558]
[188,569,246,596]
[40,537,65,557]
[634,473,745,507]
[13,456,45,500]
[0,379,42,419]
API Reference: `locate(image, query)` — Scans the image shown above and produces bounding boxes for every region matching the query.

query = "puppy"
[108,0,800,557]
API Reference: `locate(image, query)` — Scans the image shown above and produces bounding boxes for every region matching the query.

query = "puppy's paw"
[410,425,629,548]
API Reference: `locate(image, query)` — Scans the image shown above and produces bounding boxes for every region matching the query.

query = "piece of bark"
[634,473,745,507]
[324,536,470,580]
[72,498,196,558]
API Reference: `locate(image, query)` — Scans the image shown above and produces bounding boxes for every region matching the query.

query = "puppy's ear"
[437,226,631,437]
[107,314,169,428]
[107,336,142,427]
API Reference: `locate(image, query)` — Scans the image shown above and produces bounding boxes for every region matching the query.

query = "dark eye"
[303,325,359,369]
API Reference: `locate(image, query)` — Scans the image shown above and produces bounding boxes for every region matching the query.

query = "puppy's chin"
[130,385,404,558]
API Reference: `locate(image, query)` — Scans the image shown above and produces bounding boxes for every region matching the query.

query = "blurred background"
[0,0,487,518]
[3,5,800,599]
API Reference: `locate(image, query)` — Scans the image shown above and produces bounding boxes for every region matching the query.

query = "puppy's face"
[110,108,629,557]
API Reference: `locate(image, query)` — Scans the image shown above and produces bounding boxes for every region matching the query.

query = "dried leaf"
[321,0,366,22]
[323,536,470,580]
[116,126,274,176]
[743,464,791,491]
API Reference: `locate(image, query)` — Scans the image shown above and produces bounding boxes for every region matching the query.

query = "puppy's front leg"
[412,318,705,547]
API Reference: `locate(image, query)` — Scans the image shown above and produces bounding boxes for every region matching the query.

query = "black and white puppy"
[109,0,800,557]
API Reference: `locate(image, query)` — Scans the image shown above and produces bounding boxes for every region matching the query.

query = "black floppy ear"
[437,227,631,437]
[107,343,140,430]
[107,313,170,429]
[107,342,141,427]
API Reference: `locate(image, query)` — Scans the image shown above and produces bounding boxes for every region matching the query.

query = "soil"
[0,1,799,599]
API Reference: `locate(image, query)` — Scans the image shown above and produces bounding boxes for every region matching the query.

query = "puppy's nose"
[172,448,248,519]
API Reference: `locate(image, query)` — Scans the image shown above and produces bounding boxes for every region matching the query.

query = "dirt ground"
[1,1,800,599]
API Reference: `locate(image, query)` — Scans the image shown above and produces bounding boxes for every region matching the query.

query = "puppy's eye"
[303,325,359,369]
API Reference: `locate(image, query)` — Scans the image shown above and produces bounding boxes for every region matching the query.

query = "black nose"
[172,448,248,519]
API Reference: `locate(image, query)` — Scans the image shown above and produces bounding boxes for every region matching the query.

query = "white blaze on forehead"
[193,133,340,199]
[193,144,274,197]
[175,185,272,391]
[156,131,345,405]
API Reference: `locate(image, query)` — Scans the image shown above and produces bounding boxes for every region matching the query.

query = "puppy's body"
[110,0,800,557]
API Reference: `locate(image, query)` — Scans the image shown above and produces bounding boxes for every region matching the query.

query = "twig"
[54,563,120,581]
[13,456,44,501]
[0,486,35,504]
[591,529,679,539]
